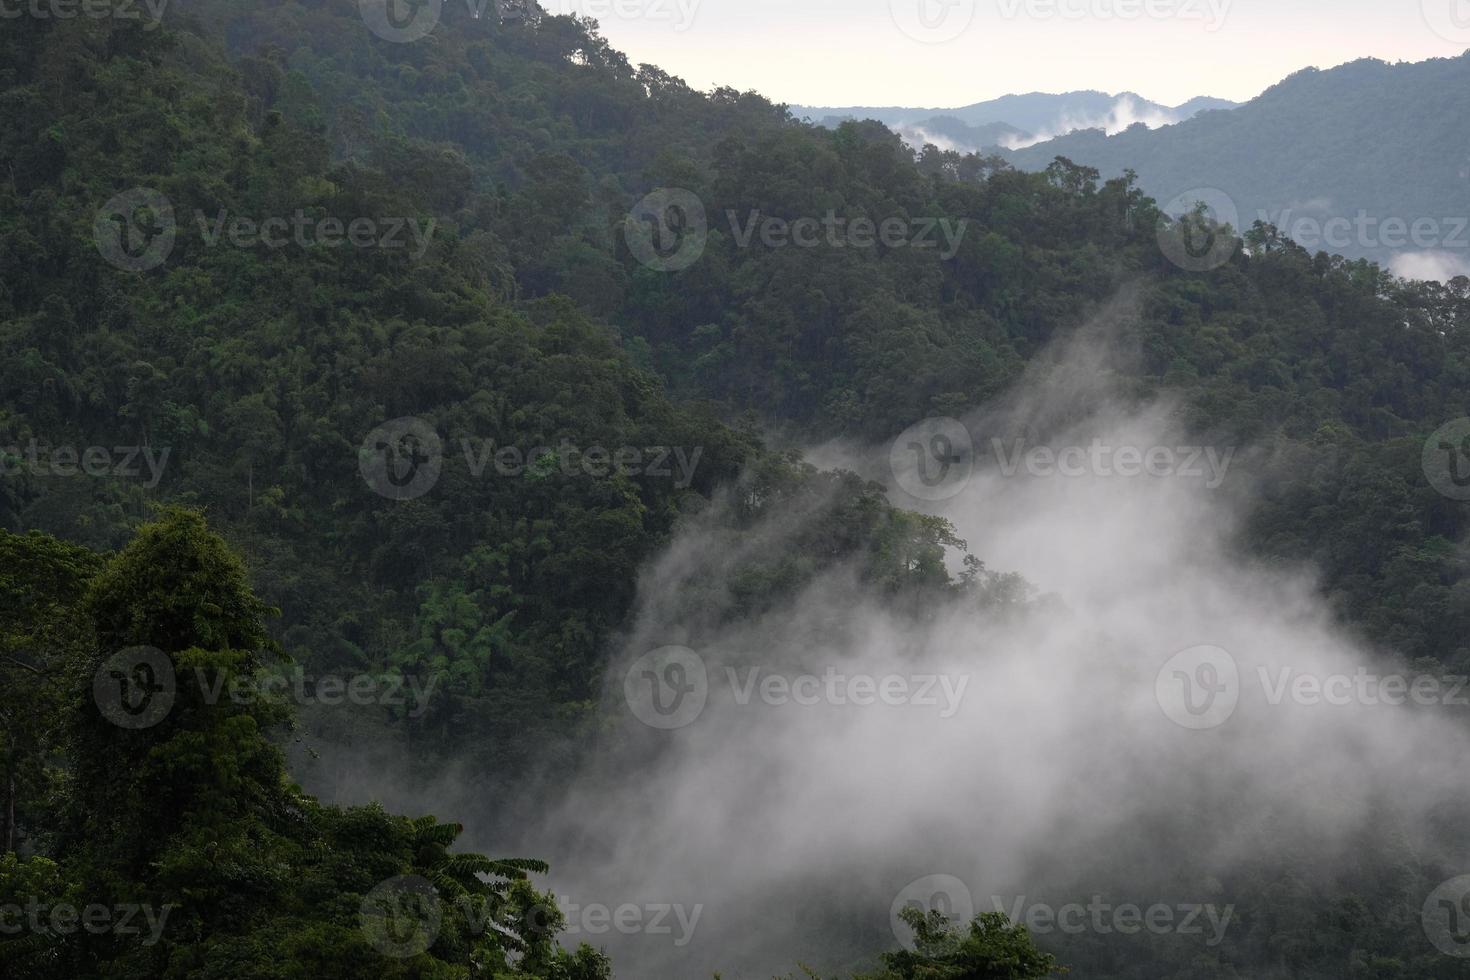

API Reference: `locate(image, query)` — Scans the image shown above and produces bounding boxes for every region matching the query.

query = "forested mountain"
[795,90,1238,151]
[1,1,1469,977]
[1000,54,1470,270]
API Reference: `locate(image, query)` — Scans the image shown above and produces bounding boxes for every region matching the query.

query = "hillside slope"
[1002,55,1470,269]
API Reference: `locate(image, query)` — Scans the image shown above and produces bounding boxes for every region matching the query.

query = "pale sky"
[540,0,1470,107]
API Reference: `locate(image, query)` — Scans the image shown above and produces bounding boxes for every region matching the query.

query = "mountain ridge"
[997,52,1470,269]
[794,88,1239,154]
[791,88,1236,124]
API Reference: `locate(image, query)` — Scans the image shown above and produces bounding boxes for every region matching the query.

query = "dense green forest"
[1,1,1469,976]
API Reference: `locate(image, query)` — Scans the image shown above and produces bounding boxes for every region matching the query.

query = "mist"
[291,295,1470,977]
[487,296,1470,977]
[1000,95,1184,149]
[1390,249,1470,283]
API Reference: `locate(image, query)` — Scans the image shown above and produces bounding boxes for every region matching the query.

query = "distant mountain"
[998,54,1470,272]
[793,90,1237,153]
[806,114,1033,154]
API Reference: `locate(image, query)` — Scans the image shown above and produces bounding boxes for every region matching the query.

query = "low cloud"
[1391,249,1470,282]
[503,294,1470,976]
[1001,95,1185,149]
[298,293,1470,977]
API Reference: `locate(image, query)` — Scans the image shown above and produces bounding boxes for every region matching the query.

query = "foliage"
[0,512,613,979]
